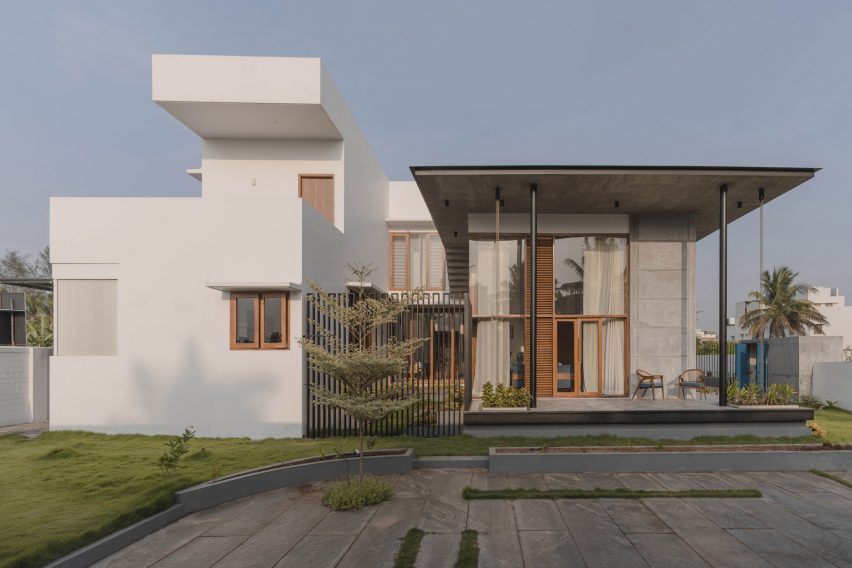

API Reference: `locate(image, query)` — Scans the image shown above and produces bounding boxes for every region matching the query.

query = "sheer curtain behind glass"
[472,240,517,396]
[582,238,626,394]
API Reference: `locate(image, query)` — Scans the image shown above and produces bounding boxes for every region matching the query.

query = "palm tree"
[740,266,828,338]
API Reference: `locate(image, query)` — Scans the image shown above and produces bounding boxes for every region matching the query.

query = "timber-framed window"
[389,232,445,291]
[230,292,289,350]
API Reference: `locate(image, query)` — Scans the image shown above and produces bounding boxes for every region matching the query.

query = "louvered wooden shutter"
[524,237,554,398]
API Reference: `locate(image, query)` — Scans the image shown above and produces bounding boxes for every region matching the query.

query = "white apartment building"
[728,287,852,356]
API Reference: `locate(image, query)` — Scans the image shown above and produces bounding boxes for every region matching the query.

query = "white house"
[49,55,818,438]
[728,287,852,358]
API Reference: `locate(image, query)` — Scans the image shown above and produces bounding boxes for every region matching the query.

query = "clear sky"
[1,1,850,331]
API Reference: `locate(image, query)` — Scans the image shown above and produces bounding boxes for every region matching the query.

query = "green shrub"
[444,384,465,410]
[322,474,394,511]
[481,382,531,408]
[154,427,196,474]
[800,395,825,409]
[727,383,796,406]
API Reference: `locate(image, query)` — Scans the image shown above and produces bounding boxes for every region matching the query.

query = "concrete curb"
[488,448,852,473]
[46,449,414,568]
[414,456,489,469]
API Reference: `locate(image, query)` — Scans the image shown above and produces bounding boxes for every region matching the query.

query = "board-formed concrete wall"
[766,336,844,398]
[629,213,696,396]
[0,347,50,426]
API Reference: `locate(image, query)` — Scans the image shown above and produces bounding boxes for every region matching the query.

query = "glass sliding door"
[554,319,602,396]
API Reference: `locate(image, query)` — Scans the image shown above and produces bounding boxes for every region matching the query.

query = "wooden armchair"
[677,369,706,400]
[632,369,665,400]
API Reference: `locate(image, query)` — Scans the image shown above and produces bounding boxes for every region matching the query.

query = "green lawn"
[814,406,852,443]
[0,429,826,568]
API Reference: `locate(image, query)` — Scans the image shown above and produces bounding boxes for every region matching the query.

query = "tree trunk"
[357,421,365,479]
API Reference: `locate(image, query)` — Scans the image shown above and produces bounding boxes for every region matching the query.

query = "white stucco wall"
[50,197,308,438]
[49,55,392,439]
[389,181,432,222]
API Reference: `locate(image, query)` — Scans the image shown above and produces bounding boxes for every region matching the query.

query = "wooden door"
[299,175,334,224]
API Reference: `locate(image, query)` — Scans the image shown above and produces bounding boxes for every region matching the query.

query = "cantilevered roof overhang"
[410,165,818,292]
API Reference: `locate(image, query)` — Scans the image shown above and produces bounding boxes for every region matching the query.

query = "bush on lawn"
[322,474,394,511]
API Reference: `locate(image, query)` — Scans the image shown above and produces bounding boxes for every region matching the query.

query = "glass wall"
[470,238,525,396]
[554,237,627,316]
[554,237,627,395]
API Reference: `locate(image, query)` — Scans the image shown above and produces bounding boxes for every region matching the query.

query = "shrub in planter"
[481,382,531,408]
[726,382,796,406]
[322,474,394,511]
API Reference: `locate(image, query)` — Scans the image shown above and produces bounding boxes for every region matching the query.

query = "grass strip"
[455,530,479,568]
[462,487,761,500]
[810,469,852,490]
[394,528,425,568]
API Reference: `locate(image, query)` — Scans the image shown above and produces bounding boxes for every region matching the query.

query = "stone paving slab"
[514,499,565,531]
[728,528,837,568]
[467,500,516,533]
[477,531,524,568]
[643,498,772,568]
[416,533,460,568]
[627,533,712,568]
[94,468,852,568]
[273,534,355,568]
[600,499,671,534]
[151,535,246,568]
[557,500,649,567]
[518,530,585,568]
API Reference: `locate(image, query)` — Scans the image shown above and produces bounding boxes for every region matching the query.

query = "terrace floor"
[93,469,852,568]
[471,396,722,412]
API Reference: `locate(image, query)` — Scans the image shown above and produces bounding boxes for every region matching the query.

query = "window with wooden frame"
[388,232,445,291]
[299,174,334,224]
[230,292,290,350]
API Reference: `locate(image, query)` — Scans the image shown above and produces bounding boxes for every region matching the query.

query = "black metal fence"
[304,291,468,438]
[696,353,736,388]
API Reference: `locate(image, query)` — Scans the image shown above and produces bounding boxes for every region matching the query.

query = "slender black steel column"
[529,183,538,408]
[719,184,728,406]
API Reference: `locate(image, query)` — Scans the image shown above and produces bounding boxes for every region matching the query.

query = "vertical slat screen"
[305,291,466,438]
[524,238,554,399]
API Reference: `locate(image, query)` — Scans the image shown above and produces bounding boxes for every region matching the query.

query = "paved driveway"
[94,469,852,567]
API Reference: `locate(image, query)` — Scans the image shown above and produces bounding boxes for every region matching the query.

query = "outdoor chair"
[677,369,706,400]
[632,369,665,400]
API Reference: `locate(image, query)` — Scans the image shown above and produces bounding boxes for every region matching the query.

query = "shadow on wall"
[129,342,285,438]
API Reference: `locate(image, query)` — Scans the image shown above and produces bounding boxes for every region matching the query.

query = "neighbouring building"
[48,55,818,438]
[728,286,852,358]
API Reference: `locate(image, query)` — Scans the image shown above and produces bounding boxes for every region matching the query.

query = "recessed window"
[299,174,334,224]
[230,292,289,350]
[389,232,445,290]
[56,279,117,356]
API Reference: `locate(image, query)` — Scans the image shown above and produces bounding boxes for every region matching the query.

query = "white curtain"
[472,240,515,396]
[582,239,626,395]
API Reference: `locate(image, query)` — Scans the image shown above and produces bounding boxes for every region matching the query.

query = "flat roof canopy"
[410,165,818,292]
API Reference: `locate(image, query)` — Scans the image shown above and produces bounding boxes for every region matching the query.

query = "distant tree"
[0,246,52,346]
[740,266,827,338]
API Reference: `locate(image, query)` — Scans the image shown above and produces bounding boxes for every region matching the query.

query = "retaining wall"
[0,346,50,426]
